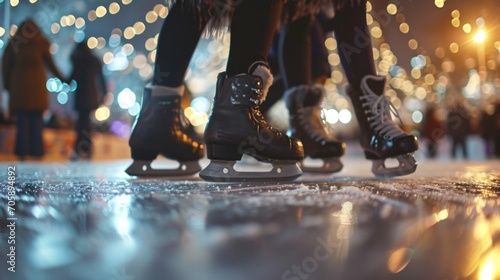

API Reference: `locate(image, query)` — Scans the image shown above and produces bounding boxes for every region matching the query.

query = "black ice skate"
[126,85,205,176]
[200,68,304,182]
[348,75,418,177]
[285,85,345,173]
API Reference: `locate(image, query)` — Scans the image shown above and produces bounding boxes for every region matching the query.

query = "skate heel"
[364,150,381,160]
[206,144,243,161]
[131,148,159,160]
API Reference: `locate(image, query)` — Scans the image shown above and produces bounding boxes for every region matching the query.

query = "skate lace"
[254,108,280,134]
[360,94,405,139]
[297,107,327,142]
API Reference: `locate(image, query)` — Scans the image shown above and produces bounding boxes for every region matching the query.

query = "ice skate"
[200,66,304,182]
[348,75,418,177]
[126,85,205,177]
[284,85,345,173]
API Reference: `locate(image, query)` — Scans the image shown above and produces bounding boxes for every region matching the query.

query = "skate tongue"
[284,85,324,111]
[230,75,265,107]
[362,75,386,97]
[147,84,185,97]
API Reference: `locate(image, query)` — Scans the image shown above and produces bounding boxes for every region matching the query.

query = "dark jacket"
[2,19,64,113]
[69,43,106,112]
[446,103,471,139]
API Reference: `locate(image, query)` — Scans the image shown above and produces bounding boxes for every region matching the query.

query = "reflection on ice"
[0,161,499,279]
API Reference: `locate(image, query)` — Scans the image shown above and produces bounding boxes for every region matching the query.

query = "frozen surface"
[0,158,499,280]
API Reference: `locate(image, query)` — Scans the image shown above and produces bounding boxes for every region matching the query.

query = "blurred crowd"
[422,99,500,159]
[1,19,106,161]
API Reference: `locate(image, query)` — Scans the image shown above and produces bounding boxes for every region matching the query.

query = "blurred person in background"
[446,100,472,159]
[2,19,65,160]
[479,104,496,158]
[423,106,445,158]
[494,102,500,158]
[68,41,107,161]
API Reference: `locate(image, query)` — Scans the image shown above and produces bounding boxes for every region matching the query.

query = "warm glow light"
[411,68,421,79]
[371,26,382,38]
[331,70,344,83]
[388,248,412,273]
[387,4,397,15]
[124,27,136,39]
[451,18,460,28]
[366,1,372,12]
[434,0,445,8]
[399,23,409,33]
[97,37,106,49]
[133,22,146,35]
[463,23,471,34]
[474,30,486,43]
[96,6,107,18]
[425,74,435,85]
[51,23,60,34]
[103,52,114,64]
[449,42,459,53]
[366,14,373,25]
[75,18,85,29]
[10,0,19,7]
[408,39,418,50]
[325,38,337,51]
[494,41,500,50]
[435,47,445,58]
[437,209,448,221]
[88,10,97,21]
[122,0,133,4]
[87,37,98,49]
[109,2,121,14]
[476,17,485,28]
[95,107,111,122]
[145,38,156,51]
[328,53,340,66]
[451,10,460,18]
[146,11,158,23]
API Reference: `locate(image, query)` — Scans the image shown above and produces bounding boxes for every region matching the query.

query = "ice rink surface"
[0,157,499,280]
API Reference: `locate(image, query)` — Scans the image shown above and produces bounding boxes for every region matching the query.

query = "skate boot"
[200,67,304,182]
[126,85,205,176]
[348,75,418,177]
[284,85,345,173]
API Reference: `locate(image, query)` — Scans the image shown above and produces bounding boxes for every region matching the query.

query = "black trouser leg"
[332,0,376,87]
[153,2,209,87]
[226,0,283,76]
[278,15,313,89]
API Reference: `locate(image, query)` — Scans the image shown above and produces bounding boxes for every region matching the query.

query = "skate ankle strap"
[230,75,264,107]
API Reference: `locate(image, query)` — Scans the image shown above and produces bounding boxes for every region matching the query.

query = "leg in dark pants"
[226,0,283,76]
[331,0,376,87]
[74,110,92,159]
[28,112,44,158]
[153,2,209,87]
[14,113,29,159]
[278,15,313,89]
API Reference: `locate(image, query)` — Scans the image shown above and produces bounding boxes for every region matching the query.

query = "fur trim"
[147,84,185,97]
[251,65,273,102]
[167,0,236,32]
[284,85,310,109]
[284,84,325,109]
[284,0,365,22]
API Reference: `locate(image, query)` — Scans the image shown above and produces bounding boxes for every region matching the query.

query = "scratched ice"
[0,159,499,280]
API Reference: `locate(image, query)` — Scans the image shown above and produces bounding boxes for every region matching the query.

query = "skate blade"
[125,160,201,177]
[199,160,302,182]
[371,154,417,177]
[300,158,343,173]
